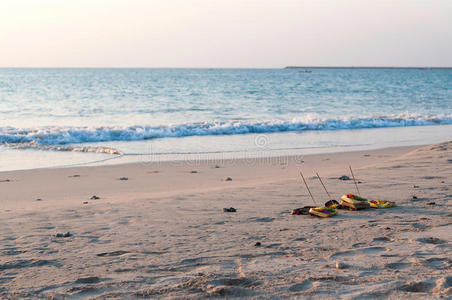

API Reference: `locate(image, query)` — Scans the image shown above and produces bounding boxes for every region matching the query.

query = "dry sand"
[0,142,451,299]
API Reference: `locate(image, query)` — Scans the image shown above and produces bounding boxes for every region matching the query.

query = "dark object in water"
[412,195,418,200]
[90,195,100,200]
[35,198,43,201]
[119,177,128,180]
[427,202,436,205]
[190,171,198,173]
[55,232,72,238]
[83,201,88,204]
[254,242,262,247]
[291,206,316,215]
[338,175,350,180]
[223,207,236,212]
[225,177,232,181]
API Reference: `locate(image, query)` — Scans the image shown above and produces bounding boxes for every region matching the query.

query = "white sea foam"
[5,142,122,155]
[0,114,451,149]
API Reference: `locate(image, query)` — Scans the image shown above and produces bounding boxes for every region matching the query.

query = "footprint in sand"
[96,250,129,257]
[416,237,446,244]
[384,262,411,269]
[289,279,312,292]
[66,285,101,296]
[251,217,275,223]
[330,247,387,258]
[399,281,434,293]
[421,257,452,270]
[373,237,391,243]
[75,276,101,284]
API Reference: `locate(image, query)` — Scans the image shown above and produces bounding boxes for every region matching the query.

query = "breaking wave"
[1,114,451,148]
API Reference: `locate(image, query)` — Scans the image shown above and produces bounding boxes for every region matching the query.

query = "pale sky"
[0,0,451,68]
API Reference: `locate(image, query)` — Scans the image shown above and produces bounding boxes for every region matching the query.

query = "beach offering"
[340,193,370,210]
[369,200,395,208]
[309,206,337,218]
[324,199,340,208]
[291,206,316,215]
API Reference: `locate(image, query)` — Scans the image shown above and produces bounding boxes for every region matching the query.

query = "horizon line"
[1,66,452,69]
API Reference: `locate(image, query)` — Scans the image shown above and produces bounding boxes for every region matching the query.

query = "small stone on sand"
[90,195,100,200]
[225,177,232,181]
[223,207,236,212]
[336,261,347,269]
[338,175,350,180]
[119,177,128,180]
[35,198,42,201]
[254,242,261,247]
[55,232,72,238]
[427,202,436,205]
[191,171,198,173]
[83,201,88,204]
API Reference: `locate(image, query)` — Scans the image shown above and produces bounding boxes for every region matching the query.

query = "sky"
[0,0,451,68]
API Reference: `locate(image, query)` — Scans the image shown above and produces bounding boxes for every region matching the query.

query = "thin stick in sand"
[299,171,317,206]
[316,172,331,199]
[349,165,360,196]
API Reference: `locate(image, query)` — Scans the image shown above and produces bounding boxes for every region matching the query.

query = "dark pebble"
[223,207,236,212]
[225,177,232,181]
[55,232,72,238]
[427,202,436,205]
[254,242,261,247]
[412,195,418,199]
[191,171,198,174]
[83,201,88,204]
[413,185,419,188]
[119,177,128,180]
[90,195,100,200]
[35,198,42,201]
[338,175,350,181]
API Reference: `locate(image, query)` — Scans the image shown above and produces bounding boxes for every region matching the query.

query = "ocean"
[0,68,451,171]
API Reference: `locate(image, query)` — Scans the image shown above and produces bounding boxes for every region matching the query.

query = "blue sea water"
[0,68,451,171]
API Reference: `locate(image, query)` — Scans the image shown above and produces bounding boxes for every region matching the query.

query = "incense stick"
[299,171,317,205]
[349,165,360,196]
[316,172,331,199]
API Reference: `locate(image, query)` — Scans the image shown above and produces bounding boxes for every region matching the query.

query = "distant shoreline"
[284,66,452,69]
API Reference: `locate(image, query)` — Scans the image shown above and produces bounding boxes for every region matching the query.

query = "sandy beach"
[0,141,451,299]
